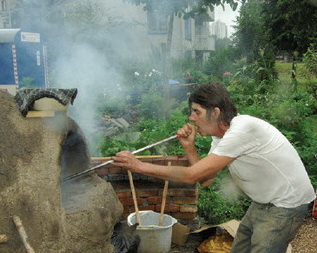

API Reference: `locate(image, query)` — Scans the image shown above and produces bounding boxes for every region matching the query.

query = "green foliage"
[204,48,236,80]
[296,115,317,186]
[198,169,251,224]
[268,89,316,128]
[233,0,266,63]
[100,103,189,156]
[253,47,278,82]
[20,77,37,88]
[136,91,178,119]
[303,42,317,77]
[96,46,317,225]
[262,0,317,56]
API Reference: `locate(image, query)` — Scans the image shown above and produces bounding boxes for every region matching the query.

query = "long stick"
[159,162,170,226]
[128,170,141,225]
[12,216,35,253]
[63,134,180,182]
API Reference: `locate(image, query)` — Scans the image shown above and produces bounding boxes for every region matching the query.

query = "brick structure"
[92,155,198,220]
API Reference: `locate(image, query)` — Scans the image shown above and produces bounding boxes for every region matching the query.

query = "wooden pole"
[128,170,141,225]
[159,162,170,226]
[12,216,35,253]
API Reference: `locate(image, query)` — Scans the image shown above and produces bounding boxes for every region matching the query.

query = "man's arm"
[113,152,234,185]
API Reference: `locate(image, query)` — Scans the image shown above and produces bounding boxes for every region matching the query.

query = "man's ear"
[213,107,221,119]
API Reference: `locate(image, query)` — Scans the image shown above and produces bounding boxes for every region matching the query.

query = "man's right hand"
[177,123,197,149]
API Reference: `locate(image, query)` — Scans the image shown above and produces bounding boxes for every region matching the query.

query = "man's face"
[189,103,220,137]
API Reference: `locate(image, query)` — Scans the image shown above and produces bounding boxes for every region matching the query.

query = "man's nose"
[189,113,195,122]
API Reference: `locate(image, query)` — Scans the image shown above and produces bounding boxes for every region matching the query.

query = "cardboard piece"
[192,220,292,253]
[172,222,191,246]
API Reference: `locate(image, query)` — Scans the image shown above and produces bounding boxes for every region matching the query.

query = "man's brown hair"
[189,83,237,125]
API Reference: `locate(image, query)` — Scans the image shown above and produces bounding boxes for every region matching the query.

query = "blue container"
[0,29,48,94]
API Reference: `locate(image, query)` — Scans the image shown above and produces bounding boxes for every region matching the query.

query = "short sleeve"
[210,118,260,158]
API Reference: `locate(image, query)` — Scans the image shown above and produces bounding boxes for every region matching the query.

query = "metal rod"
[62,134,180,182]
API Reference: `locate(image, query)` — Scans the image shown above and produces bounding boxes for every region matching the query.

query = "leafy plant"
[20,77,37,88]
[198,169,251,224]
[303,42,317,77]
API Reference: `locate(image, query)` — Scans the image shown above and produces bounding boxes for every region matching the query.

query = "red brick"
[180,205,198,213]
[184,189,198,197]
[171,212,197,220]
[120,197,144,206]
[136,189,159,197]
[148,196,170,204]
[173,197,197,205]
[155,204,180,213]
[109,167,124,174]
[165,189,185,197]
[96,167,110,175]
[130,205,155,212]
[116,190,132,199]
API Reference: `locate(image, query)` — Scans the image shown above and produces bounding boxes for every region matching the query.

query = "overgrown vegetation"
[95,55,317,224]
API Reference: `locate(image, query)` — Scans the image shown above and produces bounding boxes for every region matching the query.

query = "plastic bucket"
[127,211,177,253]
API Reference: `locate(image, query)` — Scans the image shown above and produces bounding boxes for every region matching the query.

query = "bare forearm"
[137,162,195,184]
[182,144,200,165]
[113,151,234,186]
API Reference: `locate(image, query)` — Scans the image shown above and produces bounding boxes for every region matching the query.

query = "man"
[113,83,315,253]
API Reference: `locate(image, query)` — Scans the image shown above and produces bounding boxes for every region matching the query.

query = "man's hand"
[177,123,196,147]
[112,151,142,172]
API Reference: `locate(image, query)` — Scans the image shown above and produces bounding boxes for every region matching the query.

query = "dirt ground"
[169,217,317,253]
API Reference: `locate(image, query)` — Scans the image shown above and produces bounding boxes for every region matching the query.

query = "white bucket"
[127,210,177,253]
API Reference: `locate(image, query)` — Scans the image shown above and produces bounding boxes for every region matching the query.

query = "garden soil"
[0,91,123,252]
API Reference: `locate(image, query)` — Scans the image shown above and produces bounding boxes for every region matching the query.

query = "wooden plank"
[26,111,55,118]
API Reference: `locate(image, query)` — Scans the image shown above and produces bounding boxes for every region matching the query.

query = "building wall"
[0,0,17,28]
[105,0,214,60]
[210,20,228,39]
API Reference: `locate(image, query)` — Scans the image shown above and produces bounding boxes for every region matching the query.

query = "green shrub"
[198,169,251,224]
[136,91,178,120]
[303,42,317,77]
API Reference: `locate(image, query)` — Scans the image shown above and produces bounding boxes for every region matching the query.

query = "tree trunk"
[162,13,175,119]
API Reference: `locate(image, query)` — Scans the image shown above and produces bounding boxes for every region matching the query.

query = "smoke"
[15,0,152,154]
[53,43,121,138]
[219,174,244,202]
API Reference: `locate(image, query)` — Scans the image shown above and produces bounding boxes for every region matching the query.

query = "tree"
[261,0,317,86]
[262,0,317,57]
[232,0,266,63]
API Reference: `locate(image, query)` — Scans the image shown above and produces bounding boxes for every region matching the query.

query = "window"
[1,0,6,11]
[184,18,192,40]
[147,11,168,34]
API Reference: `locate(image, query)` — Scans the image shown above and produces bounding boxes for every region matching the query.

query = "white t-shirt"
[209,115,315,208]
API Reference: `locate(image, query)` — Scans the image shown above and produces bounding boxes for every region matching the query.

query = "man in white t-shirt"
[113,83,315,253]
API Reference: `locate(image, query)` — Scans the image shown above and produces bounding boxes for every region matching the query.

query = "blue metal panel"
[15,31,46,88]
[0,29,47,89]
[0,43,14,84]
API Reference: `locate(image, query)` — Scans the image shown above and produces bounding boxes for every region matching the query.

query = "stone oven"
[0,89,199,252]
[0,90,122,252]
